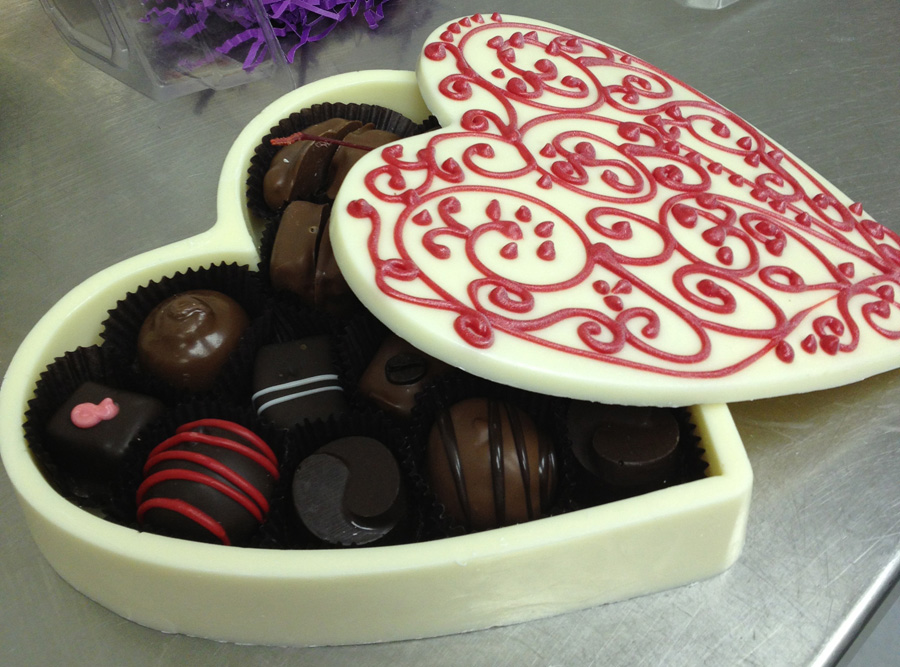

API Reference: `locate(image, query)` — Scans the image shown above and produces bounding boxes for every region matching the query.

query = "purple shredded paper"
[141,0,393,72]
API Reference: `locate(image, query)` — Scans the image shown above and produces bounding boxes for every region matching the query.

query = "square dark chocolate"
[251,337,348,429]
[44,381,165,497]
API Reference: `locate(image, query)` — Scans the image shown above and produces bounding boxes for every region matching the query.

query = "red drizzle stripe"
[135,469,265,520]
[136,497,230,546]
[147,431,279,479]
[143,450,270,514]
[177,419,278,467]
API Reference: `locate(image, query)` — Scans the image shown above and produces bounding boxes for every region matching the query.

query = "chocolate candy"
[137,290,249,393]
[136,419,279,545]
[567,402,681,501]
[263,118,363,210]
[251,337,348,429]
[45,382,164,498]
[325,124,400,199]
[292,436,407,547]
[269,202,356,314]
[269,201,327,303]
[357,334,450,418]
[427,398,557,532]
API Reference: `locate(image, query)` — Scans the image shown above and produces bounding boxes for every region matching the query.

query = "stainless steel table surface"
[2,0,899,665]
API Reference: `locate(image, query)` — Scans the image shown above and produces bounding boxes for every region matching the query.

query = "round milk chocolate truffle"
[137,290,248,392]
[136,419,279,545]
[427,398,556,532]
[292,436,407,546]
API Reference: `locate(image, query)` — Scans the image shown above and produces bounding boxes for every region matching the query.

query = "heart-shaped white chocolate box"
[20,9,900,646]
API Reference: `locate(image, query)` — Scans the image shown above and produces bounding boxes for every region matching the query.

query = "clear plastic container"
[673,0,742,8]
[40,0,291,101]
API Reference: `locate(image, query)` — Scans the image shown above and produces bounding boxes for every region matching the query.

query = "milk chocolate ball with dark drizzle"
[427,398,557,531]
[137,290,248,393]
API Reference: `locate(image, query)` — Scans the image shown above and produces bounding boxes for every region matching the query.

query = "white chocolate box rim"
[0,70,752,646]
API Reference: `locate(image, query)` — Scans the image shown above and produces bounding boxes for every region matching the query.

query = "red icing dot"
[776,341,795,363]
[515,206,532,222]
[744,153,761,167]
[672,204,697,227]
[412,210,432,226]
[535,221,554,238]
[802,334,818,353]
[850,202,864,216]
[708,162,723,174]
[593,280,610,295]
[717,247,734,265]
[821,335,841,355]
[838,262,855,278]
[537,174,553,189]
[877,285,895,301]
[537,240,556,260]
[604,295,624,311]
[737,136,753,150]
[500,242,518,259]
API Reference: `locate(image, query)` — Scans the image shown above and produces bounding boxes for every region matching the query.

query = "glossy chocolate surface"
[263,118,362,210]
[137,290,249,392]
[358,334,450,418]
[567,402,681,500]
[427,398,556,532]
[269,200,328,303]
[251,337,348,429]
[137,419,279,546]
[44,381,164,498]
[292,436,406,547]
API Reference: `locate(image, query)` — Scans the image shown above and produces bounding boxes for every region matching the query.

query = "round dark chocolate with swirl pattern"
[292,436,407,547]
[426,398,556,532]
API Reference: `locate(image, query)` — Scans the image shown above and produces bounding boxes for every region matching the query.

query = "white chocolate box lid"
[331,13,900,407]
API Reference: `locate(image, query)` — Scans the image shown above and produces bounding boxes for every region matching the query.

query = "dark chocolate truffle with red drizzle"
[136,419,279,545]
[427,398,557,532]
[292,436,407,547]
[137,290,249,393]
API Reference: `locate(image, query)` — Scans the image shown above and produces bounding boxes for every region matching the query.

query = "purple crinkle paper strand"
[141,0,393,71]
